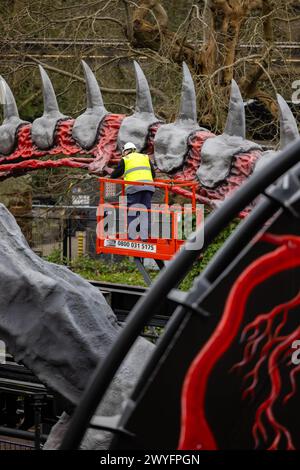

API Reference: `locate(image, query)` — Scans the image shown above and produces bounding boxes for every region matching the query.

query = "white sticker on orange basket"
[112,240,157,253]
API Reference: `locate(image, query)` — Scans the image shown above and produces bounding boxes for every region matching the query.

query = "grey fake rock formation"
[0,204,154,448]
[117,61,161,152]
[45,332,154,450]
[197,80,261,188]
[155,63,206,173]
[0,77,29,155]
[31,66,69,150]
[253,94,300,174]
[72,61,109,149]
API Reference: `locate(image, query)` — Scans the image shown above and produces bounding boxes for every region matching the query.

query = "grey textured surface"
[224,79,246,138]
[45,336,154,450]
[72,61,109,149]
[198,134,261,187]
[31,66,68,150]
[197,80,261,188]
[277,94,299,150]
[0,77,28,155]
[118,61,161,152]
[155,63,205,173]
[253,149,277,173]
[0,205,154,410]
[254,96,300,173]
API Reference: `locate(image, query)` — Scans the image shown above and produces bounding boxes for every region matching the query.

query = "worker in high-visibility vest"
[107,142,156,240]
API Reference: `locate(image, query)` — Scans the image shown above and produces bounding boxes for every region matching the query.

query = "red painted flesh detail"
[144,122,161,157]
[0,114,125,176]
[88,113,125,171]
[178,233,300,450]
[0,115,261,212]
[170,130,261,212]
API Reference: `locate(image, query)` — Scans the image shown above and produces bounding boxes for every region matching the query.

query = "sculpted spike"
[254,95,300,173]
[197,79,261,188]
[154,63,205,173]
[82,60,106,110]
[117,61,161,153]
[39,65,64,115]
[72,61,108,149]
[277,94,299,150]
[224,79,246,138]
[134,60,154,114]
[0,76,19,120]
[31,66,68,150]
[178,62,197,123]
[0,77,28,155]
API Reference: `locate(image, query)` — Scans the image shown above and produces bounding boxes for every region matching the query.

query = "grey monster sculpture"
[0,59,299,448]
[0,60,299,210]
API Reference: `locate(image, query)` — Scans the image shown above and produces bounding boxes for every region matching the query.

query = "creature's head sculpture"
[0,62,299,212]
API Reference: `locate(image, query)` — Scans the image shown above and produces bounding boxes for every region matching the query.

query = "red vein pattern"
[178,233,300,450]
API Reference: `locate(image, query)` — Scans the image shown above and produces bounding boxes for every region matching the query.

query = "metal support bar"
[89,415,134,437]
[167,289,210,317]
[0,426,47,443]
[154,259,165,270]
[134,258,152,286]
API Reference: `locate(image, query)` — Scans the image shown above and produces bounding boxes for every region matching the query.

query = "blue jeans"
[127,191,153,240]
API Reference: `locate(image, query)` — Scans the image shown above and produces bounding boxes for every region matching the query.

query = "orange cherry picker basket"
[96,178,200,265]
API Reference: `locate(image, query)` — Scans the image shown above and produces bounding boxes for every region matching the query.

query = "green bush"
[44,218,240,290]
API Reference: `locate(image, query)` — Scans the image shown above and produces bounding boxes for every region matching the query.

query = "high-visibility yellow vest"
[123,153,153,183]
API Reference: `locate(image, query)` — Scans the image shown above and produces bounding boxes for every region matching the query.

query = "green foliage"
[45,248,65,264]
[72,256,155,285]
[180,218,240,290]
[45,218,240,290]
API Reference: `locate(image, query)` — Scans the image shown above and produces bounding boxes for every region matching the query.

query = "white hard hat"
[123,142,136,152]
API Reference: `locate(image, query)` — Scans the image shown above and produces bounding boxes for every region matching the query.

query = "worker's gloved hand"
[103,165,114,175]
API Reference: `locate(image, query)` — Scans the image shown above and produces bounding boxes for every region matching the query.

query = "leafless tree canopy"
[1,1,299,126]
